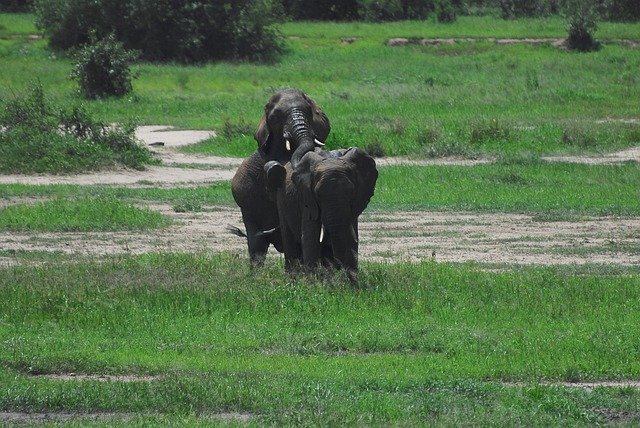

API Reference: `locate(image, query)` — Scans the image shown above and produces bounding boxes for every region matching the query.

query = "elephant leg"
[278,213,302,273]
[242,216,269,268]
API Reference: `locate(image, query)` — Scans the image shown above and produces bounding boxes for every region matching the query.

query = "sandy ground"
[1,125,639,269]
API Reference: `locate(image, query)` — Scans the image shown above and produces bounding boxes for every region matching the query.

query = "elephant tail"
[226,224,247,238]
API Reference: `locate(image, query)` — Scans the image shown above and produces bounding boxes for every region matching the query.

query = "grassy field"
[2,255,640,426]
[1,12,640,426]
[2,14,640,159]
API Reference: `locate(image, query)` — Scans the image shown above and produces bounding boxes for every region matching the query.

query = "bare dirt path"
[1,126,639,268]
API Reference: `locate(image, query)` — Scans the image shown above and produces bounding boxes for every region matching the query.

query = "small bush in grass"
[562,0,601,52]
[72,33,138,99]
[365,139,386,157]
[0,83,155,174]
[562,126,597,148]
[222,117,254,139]
[469,118,511,145]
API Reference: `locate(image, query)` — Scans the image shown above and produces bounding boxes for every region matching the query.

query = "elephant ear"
[254,110,270,155]
[292,151,323,221]
[304,94,331,143]
[254,93,282,157]
[342,147,378,216]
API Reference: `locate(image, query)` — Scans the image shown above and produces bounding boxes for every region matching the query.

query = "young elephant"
[275,147,378,283]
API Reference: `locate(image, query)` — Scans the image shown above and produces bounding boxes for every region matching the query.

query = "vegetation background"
[1,1,640,426]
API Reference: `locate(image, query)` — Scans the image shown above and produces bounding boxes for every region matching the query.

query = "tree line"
[2,0,637,64]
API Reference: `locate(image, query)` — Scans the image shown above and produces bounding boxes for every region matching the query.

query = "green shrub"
[0,83,155,174]
[72,33,137,99]
[605,0,640,22]
[499,0,556,18]
[357,0,404,22]
[435,0,461,22]
[562,0,601,52]
[357,0,436,21]
[0,0,34,12]
[281,0,359,21]
[34,0,284,64]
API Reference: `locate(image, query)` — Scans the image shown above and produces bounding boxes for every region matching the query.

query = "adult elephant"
[274,147,378,283]
[231,89,331,266]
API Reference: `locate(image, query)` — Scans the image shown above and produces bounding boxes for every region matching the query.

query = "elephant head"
[281,147,378,283]
[254,88,330,173]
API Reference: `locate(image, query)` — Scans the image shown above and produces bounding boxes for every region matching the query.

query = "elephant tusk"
[319,225,325,243]
[285,140,291,151]
[314,138,325,147]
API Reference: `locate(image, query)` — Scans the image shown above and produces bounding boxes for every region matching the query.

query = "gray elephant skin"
[231,88,331,266]
[276,147,378,283]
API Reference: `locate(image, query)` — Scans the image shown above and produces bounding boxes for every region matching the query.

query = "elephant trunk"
[285,108,316,170]
[322,206,359,284]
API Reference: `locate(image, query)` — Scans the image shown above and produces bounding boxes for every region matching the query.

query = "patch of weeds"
[423,140,479,159]
[365,138,386,157]
[627,127,640,144]
[389,117,406,136]
[173,198,204,213]
[469,118,511,145]
[0,82,155,173]
[531,211,585,222]
[416,126,441,147]
[496,153,541,166]
[222,116,254,139]
[526,70,540,90]
[491,171,529,185]
[562,126,597,148]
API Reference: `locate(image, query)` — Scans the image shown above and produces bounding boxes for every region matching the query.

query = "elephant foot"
[264,161,286,188]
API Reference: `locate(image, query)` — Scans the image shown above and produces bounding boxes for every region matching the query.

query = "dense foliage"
[0,0,33,12]
[0,84,155,173]
[34,0,284,64]
[29,0,640,65]
[71,33,137,99]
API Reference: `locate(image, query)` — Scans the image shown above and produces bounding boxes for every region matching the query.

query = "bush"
[499,0,557,18]
[357,0,404,22]
[281,0,359,20]
[0,83,155,174]
[34,0,284,64]
[435,0,462,22]
[72,33,137,99]
[562,0,601,52]
[604,0,640,22]
[0,0,34,12]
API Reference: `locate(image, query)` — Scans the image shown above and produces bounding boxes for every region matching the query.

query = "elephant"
[273,147,378,283]
[230,88,331,266]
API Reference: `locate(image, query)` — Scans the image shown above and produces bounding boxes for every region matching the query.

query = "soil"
[1,125,640,268]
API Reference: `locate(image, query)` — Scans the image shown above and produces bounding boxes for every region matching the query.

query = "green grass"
[1,161,639,218]
[1,254,640,425]
[1,14,640,161]
[0,196,171,232]
[375,161,640,215]
[2,14,640,426]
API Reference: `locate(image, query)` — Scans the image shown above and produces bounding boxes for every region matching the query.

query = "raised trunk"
[285,108,316,170]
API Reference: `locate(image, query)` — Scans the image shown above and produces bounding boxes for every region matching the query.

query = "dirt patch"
[0,411,252,425]
[2,205,639,268]
[502,380,640,391]
[31,373,161,382]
